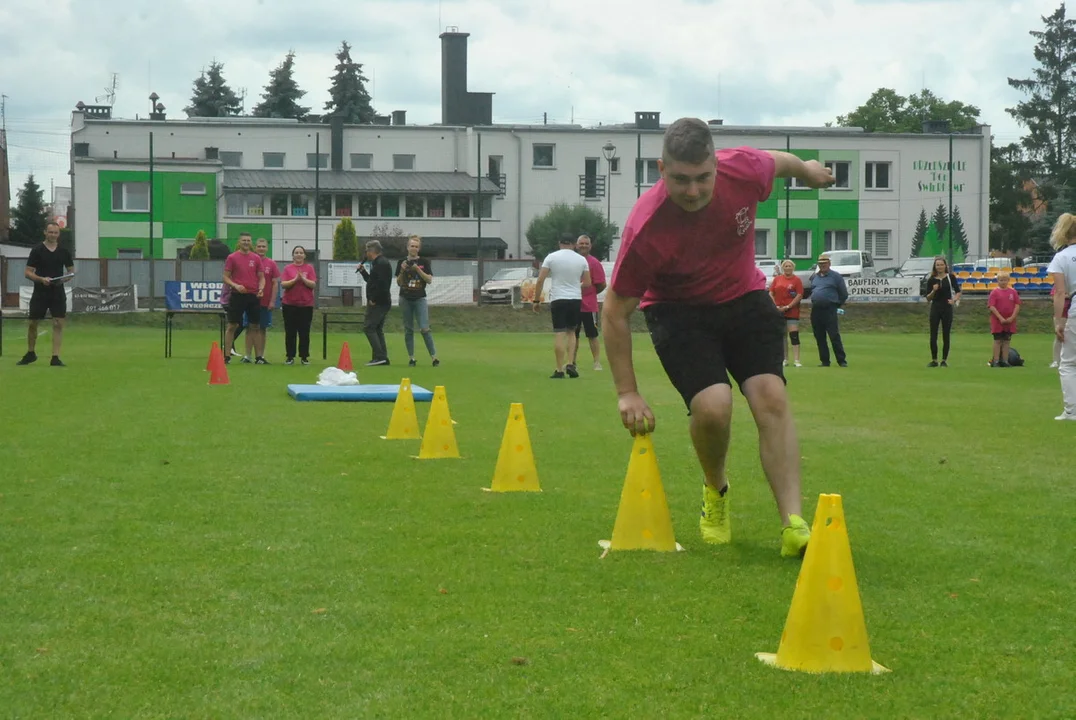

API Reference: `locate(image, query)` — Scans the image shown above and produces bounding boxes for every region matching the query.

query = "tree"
[368,222,407,256]
[10,174,48,246]
[333,217,359,260]
[948,206,969,262]
[324,41,375,124]
[184,61,242,118]
[1007,3,1076,182]
[910,208,929,258]
[189,230,210,259]
[525,203,617,260]
[989,142,1035,253]
[836,88,981,133]
[252,51,310,120]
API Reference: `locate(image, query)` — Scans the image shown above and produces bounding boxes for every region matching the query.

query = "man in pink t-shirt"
[222,232,265,365]
[240,237,280,365]
[603,117,835,559]
[569,234,608,372]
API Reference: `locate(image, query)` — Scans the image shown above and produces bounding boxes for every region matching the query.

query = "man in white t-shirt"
[533,233,592,378]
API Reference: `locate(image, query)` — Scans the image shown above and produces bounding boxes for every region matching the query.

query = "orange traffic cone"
[338,341,354,372]
[206,341,221,371]
[208,343,230,385]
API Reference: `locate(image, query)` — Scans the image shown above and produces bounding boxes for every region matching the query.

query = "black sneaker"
[408,358,417,367]
[16,352,37,366]
[255,357,269,365]
[225,356,231,365]
[432,358,440,367]
[284,358,295,366]
[928,361,939,367]
[240,356,253,364]
[50,356,65,367]
[940,360,948,367]
[365,359,388,366]
[838,362,848,368]
[300,358,310,366]
[818,363,830,367]
[550,370,565,379]
[565,364,579,378]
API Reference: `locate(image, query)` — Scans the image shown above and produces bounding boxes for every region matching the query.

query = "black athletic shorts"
[29,286,67,320]
[575,311,599,339]
[643,289,785,409]
[228,292,262,326]
[550,299,582,332]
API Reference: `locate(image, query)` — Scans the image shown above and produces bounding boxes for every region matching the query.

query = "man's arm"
[532,267,550,304]
[837,274,849,305]
[602,288,655,435]
[766,151,835,189]
[1052,273,1067,341]
[580,269,592,289]
[257,268,265,297]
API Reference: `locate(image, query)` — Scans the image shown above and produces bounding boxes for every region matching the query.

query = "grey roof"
[223,170,501,194]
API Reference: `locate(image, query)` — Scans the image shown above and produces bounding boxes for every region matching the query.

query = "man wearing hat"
[808,253,849,367]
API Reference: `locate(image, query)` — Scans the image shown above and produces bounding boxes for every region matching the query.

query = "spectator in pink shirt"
[570,234,607,372]
[241,238,280,365]
[988,271,1021,367]
[222,232,264,365]
[280,245,317,365]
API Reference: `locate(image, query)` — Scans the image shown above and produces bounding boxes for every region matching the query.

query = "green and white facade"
[70,108,990,267]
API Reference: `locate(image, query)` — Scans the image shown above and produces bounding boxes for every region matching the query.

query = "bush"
[333,217,359,260]
[525,203,617,260]
[189,230,210,260]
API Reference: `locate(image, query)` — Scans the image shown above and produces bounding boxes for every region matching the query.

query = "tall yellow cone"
[416,385,460,459]
[381,378,421,440]
[599,434,681,553]
[488,403,540,492]
[756,494,889,674]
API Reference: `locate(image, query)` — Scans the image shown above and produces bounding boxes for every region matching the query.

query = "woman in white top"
[1047,213,1076,420]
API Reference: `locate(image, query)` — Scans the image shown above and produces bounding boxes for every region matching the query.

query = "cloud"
[0,0,1066,200]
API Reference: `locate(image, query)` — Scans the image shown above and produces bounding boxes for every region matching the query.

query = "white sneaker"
[230,348,241,357]
[794,361,802,367]
[1049,361,1059,369]
[782,360,788,367]
[593,362,602,371]
[1054,413,1076,421]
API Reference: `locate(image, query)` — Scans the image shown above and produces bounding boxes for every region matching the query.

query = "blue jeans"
[399,296,437,358]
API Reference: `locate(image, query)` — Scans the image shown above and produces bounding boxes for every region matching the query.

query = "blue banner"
[165,281,224,310]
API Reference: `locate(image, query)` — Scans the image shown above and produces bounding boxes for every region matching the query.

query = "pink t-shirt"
[988,287,1021,333]
[260,256,281,308]
[611,147,775,308]
[281,263,317,307]
[580,255,607,313]
[224,250,263,295]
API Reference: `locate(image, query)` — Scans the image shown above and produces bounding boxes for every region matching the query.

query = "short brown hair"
[662,118,714,165]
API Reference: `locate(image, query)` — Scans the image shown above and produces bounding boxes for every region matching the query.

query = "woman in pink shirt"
[279,246,317,365]
[988,271,1021,367]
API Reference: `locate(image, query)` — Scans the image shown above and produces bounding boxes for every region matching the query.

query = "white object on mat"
[316,367,360,386]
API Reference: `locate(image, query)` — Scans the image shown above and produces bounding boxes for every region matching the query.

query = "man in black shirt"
[356,239,393,366]
[19,222,75,366]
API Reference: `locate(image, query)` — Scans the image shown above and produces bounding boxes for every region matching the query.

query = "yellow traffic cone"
[416,385,460,459]
[381,378,421,440]
[756,494,889,674]
[599,434,682,555]
[487,403,540,492]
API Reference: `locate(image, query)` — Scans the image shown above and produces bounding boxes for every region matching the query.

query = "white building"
[68,31,991,272]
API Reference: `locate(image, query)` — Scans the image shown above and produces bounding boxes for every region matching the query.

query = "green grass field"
[1,323,1073,718]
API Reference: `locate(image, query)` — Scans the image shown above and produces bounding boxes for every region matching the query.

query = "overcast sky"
[0,0,1064,205]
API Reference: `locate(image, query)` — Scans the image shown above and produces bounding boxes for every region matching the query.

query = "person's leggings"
[929,302,954,361]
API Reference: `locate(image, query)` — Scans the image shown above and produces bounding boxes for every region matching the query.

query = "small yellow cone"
[416,385,460,459]
[756,493,889,674]
[600,434,680,553]
[488,403,540,492]
[381,378,421,440]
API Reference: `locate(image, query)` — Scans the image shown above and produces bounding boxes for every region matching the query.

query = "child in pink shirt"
[988,272,1021,367]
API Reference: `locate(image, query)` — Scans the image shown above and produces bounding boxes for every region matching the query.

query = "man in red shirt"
[570,234,607,372]
[222,232,264,364]
[604,117,834,559]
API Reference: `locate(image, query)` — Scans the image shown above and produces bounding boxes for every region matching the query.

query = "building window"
[317,195,331,216]
[451,196,470,218]
[788,176,809,190]
[306,153,329,169]
[405,195,425,218]
[226,194,244,216]
[220,151,243,168]
[635,159,660,185]
[477,196,493,218]
[270,194,288,216]
[225,193,268,217]
[609,157,621,174]
[784,229,811,258]
[824,229,851,252]
[427,195,446,218]
[864,230,891,259]
[823,161,851,189]
[335,194,352,216]
[111,181,150,212]
[393,154,415,171]
[532,144,555,168]
[754,229,769,257]
[179,182,206,196]
[291,194,310,216]
[865,161,891,190]
[244,194,264,216]
[381,194,400,217]
[350,153,373,170]
[263,152,285,169]
[357,195,377,217]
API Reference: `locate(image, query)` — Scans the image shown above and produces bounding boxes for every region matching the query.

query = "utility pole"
[1,94,8,135]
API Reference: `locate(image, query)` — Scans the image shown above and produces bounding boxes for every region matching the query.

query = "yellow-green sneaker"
[700,483,731,544]
[780,514,811,558]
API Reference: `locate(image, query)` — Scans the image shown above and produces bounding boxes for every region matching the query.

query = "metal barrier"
[322,311,366,360]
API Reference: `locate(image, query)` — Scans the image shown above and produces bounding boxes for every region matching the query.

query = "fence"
[0,256,539,307]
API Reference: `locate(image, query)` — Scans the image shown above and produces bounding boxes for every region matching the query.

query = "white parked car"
[480,266,536,304]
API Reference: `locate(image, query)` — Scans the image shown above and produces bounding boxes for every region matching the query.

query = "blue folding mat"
[287,384,435,402]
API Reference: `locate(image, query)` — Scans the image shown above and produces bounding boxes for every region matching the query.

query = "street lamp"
[602,141,617,226]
